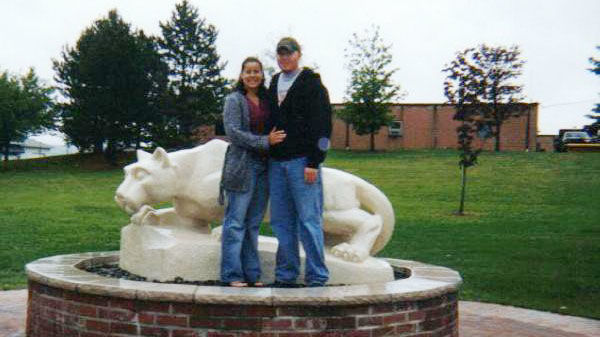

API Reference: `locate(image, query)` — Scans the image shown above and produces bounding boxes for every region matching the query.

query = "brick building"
[207,103,539,151]
[536,135,556,152]
[331,103,539,151]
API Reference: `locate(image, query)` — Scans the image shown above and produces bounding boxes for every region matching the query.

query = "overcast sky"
[2,0,599,145]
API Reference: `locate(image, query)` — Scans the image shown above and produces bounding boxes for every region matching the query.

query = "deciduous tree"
[0,69,55,161]
[339,26,403,152]
[585,46,600,136]
[443,44,527,152]
[443,44,523,214]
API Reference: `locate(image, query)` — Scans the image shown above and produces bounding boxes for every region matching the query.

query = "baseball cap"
[276,37,301,54]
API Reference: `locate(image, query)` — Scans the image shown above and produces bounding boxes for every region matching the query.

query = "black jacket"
[267,68,332,168]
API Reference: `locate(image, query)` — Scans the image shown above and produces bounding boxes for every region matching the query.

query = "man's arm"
[306,74,332,169]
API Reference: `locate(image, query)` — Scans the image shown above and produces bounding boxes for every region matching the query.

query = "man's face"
[277,50,301,73]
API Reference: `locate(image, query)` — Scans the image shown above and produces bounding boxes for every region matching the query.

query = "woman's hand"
[268,127,286,145]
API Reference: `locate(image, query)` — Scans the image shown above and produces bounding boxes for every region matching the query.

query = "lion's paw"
[131,205,156,225]
[211,225,223,240]
[330,243,370,263]
[141,210,160,226]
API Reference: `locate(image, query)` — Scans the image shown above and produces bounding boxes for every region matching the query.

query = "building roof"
[331,102,539,107]
[12,139,52,150]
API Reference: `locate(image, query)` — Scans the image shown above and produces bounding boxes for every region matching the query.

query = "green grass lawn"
[1,150,599,319]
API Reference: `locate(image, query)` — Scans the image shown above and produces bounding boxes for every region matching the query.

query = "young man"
[267,37,332,287]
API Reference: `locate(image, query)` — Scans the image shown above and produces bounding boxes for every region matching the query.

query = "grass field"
[0,150,599,319]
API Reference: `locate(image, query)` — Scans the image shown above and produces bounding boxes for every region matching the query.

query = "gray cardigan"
[219,91,269,203]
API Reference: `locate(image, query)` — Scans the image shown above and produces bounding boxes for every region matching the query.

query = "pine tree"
[53,10,168,161]
[159,0,228,147]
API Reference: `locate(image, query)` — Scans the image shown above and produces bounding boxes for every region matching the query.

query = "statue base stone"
[119,224,394,285]
[26,252,462,337]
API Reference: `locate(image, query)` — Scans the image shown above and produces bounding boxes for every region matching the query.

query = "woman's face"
[241,61,263,91]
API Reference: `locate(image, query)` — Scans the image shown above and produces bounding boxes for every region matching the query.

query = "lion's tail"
[355,176,396,255]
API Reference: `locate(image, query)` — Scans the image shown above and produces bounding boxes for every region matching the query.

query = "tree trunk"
[495,123,502,152]
[1,141,10,162]
[345,123,350,149]
[104,140,118,166]
[457,164,467,215]
[94,140,104,154]
[370,133,375,152]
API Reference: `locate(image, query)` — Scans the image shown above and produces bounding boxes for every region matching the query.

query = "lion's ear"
[152,147,172,168]
[137,149,151,161]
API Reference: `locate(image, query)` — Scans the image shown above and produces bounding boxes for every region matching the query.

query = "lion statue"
[115,139,394,262]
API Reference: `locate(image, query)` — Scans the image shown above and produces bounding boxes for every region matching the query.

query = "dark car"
[554,130,593,152]
[562,131,592,143]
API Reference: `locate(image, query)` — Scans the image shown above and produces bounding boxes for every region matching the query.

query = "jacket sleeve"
[223,94,269,151]
[306,74,332,168]
[265,74,279,133]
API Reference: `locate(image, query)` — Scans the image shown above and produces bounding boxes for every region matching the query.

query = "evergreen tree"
[53,10,168,161]
[443,44,527,152]
[159,0,228,147]
[0,69,55,161]
[339,26,403,152]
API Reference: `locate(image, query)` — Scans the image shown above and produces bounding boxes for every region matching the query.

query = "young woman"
[219,57,286,287]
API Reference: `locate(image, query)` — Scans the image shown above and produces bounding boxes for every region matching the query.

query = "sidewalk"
[460,301,599,337]
[0,290,27,337]
[1,290,598,337]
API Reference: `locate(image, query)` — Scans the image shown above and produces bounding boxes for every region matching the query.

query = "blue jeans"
[220,160,268,284]
[269,157,329,286]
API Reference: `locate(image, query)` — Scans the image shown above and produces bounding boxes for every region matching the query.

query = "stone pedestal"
[26,252,462,337]
[120,224,394,285]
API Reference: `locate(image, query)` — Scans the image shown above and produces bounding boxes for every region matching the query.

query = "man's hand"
[304,167,318,184]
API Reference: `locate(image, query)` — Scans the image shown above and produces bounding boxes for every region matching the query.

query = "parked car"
[562,131,592,143]
[554,131,593,151]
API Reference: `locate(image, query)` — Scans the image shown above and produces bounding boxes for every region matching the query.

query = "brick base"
[27,280,458,337]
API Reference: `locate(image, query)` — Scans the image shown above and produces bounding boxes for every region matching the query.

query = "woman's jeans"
[220,160,268,284]
[268,156,329,286]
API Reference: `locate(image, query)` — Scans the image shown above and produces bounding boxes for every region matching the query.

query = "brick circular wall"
[26,252,461,337]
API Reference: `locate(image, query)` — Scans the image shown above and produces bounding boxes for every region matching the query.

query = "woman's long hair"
[234,57,268,99]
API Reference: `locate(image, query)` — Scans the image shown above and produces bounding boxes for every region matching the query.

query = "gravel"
[84,263,409,287]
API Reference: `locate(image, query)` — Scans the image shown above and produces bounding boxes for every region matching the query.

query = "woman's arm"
[223,94,269,151]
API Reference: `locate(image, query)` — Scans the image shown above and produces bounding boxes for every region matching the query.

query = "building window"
[388,120,403,137]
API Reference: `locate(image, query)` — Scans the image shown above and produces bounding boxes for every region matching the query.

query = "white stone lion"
[115,139,395,262]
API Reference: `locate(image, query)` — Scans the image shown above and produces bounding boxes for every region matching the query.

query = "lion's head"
[115,147,179,214]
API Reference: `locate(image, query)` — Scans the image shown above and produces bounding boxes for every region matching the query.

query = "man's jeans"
[269,157,329,286]
[220,160,268,284]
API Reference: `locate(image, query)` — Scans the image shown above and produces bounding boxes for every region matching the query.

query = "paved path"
[460,301,599,337]
[1,290,598,337]
[0,290,27,337]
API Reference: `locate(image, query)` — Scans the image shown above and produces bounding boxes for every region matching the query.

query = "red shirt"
[246,96,270,135]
